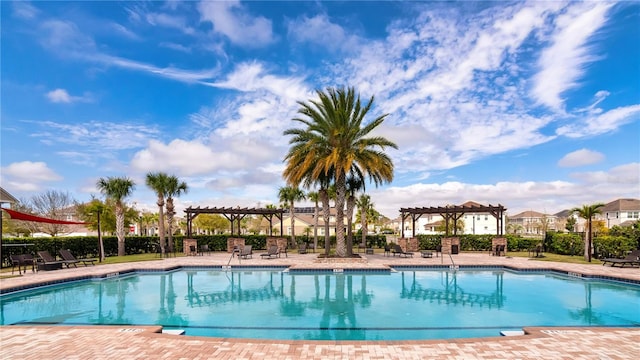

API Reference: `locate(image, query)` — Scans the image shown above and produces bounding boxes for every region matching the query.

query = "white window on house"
[484,215,488,221]
[628,212,639,219]
[616,212,619,218]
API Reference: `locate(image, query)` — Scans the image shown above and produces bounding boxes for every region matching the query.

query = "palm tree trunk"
[320,189,330,256]
[115,205,125,256]
[157,196,166,256]
[586,218,592,262]
[166,199,175,253]
[361,211,367,248]
[290,203,296,248]
[346,195,355,257]
[313,199,319,252]
[335,175,347,257]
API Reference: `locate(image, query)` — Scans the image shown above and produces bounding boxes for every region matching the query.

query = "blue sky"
[1,0,639,219]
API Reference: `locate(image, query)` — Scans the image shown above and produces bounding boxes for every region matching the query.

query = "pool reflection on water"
[1,269,639,341]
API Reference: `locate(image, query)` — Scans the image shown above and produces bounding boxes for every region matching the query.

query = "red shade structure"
[1,208,88,225]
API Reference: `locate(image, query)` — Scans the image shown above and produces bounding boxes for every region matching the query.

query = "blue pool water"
[1,268,639,341]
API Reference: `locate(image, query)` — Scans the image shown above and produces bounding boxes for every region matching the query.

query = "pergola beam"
[185,206,285,237]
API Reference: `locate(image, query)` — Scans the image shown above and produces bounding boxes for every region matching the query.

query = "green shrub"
[594,235,637,259]
[547,233,583,255]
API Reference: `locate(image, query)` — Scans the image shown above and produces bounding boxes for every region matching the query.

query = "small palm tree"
[307,191,320,252]
[96,176,135,256]
[146,172,170,255]
[572,203,605,262]
[278,186,306,247]
[165,176,188,253]
[345,176,364,256]
[356,194,373,249]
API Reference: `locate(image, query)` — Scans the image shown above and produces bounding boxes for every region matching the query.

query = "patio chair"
[392,244,413,258]
[298,243,307,254]
[36,250,67,270]
[199,244,210,256]
[59,249,97,266]
[237,245,253,259]
[493,244,505,256]
[421,250,433,258]
[261,245,280,259]
[384,245,391,257]
[9,254,34,274]
[601,249,640,268]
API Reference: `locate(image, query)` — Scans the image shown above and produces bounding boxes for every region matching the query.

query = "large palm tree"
[572,203,605,262]
[356,194,373,249]
[165,176,188,253]
[283,86,397,257]
[278,186,306,247]
[146,172,170,255]
[96,176,135,256]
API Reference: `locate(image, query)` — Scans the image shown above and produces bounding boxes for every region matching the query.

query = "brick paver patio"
[1,251,638,359]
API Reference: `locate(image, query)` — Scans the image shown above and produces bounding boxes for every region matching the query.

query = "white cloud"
[198,0,274,47]
[286,14,359,53]
[370,163,640,218]
[558,149,605,167]
[45,88,92,103]
[0,161,62,192]
[557,104,640,138]
[33,120,159,150]
[532,2,613,110]
[12,1,39,20]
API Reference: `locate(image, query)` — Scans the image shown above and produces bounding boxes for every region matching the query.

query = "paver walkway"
[1,252,639,359]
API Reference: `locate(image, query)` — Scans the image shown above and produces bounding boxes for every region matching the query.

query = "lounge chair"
[601,249,640,268]
[421,250,433,258]
[298,243,307,254]
[59,249,97,266]
[384,245,391,257]
[261,245,280,259]
[392,244,413,258]
[36,250,68,270]
[237,245,253,259]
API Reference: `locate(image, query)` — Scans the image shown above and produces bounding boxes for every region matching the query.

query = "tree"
[97,177,135,256]
[193,214,228,234]
[307,191,320,252]
[566,216,577,232]
[355,194,373,248]
[29,190,77,236]
[283,86,397,257]
[146,172,170,255]
[76,198,107,261]
[572,203,605,262]
[165,176,188,253]
[278,186,306,247]
[345,176,364,256]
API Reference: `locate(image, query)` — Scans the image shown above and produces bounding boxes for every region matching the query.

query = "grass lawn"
[507,251,604,265]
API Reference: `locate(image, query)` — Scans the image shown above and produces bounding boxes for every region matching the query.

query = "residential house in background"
[598,198,640,228]
[395,201,506,236]
[507,210,558,235]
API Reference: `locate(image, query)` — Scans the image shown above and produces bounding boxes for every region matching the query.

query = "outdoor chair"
[9,254,34,274]
[199,244,210,256]
[392,244,413,258]
[298,243,307,254]
[238,245,253,259]
[421,250,433,258]
[59,249,96,266]
[261,245,280,259]
[493,244,505,256]
[384,245,391,257]
[601,249,640,268]
[36,250,68,270]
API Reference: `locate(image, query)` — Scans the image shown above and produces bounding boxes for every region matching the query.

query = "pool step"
[162,329,185,335]
[500,330,525,336]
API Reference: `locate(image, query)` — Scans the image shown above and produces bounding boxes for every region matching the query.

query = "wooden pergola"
[399,204,507,238]
[184,206,285,237]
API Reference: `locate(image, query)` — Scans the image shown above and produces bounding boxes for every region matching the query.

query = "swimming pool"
[1,268,638,341]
